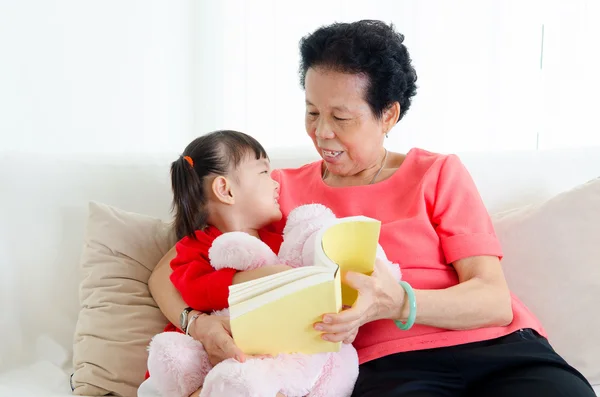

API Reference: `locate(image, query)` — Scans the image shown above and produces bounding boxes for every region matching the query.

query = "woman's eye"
[334,116,348,121]
[307,112,319,117]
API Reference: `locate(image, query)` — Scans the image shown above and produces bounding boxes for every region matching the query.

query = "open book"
[228,215,381,356]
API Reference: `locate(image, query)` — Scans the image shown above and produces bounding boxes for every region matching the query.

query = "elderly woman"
[148,20,594,397]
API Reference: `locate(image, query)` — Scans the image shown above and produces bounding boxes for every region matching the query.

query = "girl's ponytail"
[170,155,207,240]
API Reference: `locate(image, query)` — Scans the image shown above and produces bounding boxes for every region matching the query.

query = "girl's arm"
[232,264,291,284]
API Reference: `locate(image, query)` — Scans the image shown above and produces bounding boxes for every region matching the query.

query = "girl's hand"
[314,259,405,344]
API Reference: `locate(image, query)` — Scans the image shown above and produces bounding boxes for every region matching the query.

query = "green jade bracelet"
[394,281,417,330]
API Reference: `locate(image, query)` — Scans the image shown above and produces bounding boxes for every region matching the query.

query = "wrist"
[186,311,206,341]
[398,290,410,321]
[389,281,408,321]
[179,306,195,333]
[393,281,418,331]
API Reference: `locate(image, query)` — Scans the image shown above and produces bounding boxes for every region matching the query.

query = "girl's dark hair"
[171,130,268,240]
[299,20,418,121]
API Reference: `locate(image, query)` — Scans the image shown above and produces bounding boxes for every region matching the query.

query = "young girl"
[169,130,288,313]
[149,130,290,396]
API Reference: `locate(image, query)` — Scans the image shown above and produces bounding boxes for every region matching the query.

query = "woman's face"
[304,67,390,178]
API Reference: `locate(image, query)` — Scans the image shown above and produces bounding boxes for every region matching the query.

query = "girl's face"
[231,155,281,229]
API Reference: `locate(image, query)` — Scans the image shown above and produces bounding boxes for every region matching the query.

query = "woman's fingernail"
[323,316,332,323]
[314,324,323,331]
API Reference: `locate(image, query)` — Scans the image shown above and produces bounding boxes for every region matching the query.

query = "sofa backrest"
[1,146,599,370]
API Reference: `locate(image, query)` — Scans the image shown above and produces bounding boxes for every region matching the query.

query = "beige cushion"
[71,202,176,397]
[493,178,600,385]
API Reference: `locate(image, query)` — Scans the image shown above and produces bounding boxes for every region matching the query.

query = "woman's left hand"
[314,259,406,344]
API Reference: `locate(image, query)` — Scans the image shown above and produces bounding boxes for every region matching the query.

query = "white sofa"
[0,147,599,396]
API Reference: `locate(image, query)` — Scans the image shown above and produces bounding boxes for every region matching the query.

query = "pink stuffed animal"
[147,204,401,397]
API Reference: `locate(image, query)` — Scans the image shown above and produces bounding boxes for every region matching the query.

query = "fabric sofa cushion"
[493,178,600,386]
[71,202,176,397]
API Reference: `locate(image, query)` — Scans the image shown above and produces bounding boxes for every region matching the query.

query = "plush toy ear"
[279,204,337,267]
[283,204,336,236]
[300,231,318,268]
[209,232,279,271]
[375,245,402,281]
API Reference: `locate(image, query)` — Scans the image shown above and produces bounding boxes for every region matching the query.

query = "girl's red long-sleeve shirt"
[169,226,284,313]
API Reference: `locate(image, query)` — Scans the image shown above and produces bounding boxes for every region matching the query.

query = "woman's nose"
[315,119,335,139]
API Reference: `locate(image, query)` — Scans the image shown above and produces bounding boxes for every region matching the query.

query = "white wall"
[0,0,194,154]
[539,0,600,149]
[194,0,600,153]
[1,0,598,156]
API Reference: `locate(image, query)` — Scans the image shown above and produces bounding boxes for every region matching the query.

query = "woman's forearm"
[396,278,513,330]
[148,246,186,328]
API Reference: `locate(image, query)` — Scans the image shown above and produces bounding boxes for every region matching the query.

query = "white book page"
[228,266,331,306]
[229,272,333,319]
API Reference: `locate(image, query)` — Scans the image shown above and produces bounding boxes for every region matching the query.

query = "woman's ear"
[382,102,400,135]
[211,176,235,205]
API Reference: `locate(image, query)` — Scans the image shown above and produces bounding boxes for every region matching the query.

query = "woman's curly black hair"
[299,20,418,122]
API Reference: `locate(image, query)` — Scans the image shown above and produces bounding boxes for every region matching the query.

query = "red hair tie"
[183,156,194,167]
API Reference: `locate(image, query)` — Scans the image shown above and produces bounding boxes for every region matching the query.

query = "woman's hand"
[186,315,283,397]
[314,259,405,343]
[188,313,246,366]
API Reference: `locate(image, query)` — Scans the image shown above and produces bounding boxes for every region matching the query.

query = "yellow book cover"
[228,215,380,355]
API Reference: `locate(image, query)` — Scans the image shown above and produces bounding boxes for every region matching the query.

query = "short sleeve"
[431,155,503,263]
